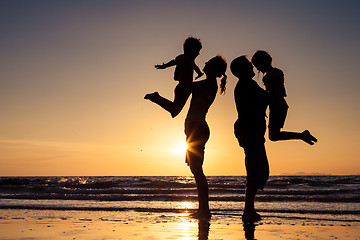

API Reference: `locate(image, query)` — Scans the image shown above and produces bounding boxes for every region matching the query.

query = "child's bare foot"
[301,130,317,145]
[144,92,159,101]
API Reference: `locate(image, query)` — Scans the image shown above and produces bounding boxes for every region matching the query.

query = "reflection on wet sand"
[198,219,210,240]
[243,222,256,240]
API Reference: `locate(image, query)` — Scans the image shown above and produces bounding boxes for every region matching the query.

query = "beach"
[0,176,359,239]
[0,209,359,240]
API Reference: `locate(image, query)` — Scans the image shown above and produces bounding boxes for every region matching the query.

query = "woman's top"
[185,79,218,123]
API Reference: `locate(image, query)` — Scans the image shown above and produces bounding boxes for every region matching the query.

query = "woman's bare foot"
[189,210,200,217]
[190,210,211,220]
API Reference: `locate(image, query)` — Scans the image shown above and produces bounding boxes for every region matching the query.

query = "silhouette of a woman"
[185,55,227,219]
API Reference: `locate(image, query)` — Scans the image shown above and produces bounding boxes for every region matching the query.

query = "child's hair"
[251,50,272,67]
[208,55,227,95]
[230,55,250,78]
[183,36,202,53]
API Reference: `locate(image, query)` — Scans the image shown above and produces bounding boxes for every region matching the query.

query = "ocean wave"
[1,176,359,204]
[0,205,359,218]
[1,193,359,203]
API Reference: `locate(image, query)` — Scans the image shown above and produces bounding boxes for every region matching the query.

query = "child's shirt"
[263,67,287,106]
[173,54,194,84]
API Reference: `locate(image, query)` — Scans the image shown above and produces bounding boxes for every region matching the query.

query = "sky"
[0,0,359,176]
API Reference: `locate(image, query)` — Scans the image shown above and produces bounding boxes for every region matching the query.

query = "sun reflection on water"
[177,219,196,240]
[176,201,197,212]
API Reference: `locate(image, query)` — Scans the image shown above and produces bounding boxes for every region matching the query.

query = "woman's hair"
[183,36,202,53]
[220,73,227,95]
[208,55,227,95]
[251,50,272,67]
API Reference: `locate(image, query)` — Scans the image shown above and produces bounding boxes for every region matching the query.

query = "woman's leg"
[189,159,210,218]
[185,122,211,219]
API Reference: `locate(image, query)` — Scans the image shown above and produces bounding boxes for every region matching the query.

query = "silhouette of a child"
[145,36,203,118]
[251,50,317,145]
[155,39,204,81]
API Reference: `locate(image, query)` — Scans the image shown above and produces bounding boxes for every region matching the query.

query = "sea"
[0,175,359,224]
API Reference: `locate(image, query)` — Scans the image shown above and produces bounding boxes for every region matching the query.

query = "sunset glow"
[0,1,359,176]
[174,142,188,156]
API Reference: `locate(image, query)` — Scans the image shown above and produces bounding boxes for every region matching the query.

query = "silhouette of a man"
[231,56,269,222]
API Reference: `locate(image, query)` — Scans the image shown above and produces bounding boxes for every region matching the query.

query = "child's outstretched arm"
[155,59,176,69]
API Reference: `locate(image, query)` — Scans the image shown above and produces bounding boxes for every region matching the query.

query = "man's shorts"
[243,142,269,190]
[234,121,269,190]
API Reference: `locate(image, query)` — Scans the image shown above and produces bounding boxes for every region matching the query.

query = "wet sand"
[0,209,359,240]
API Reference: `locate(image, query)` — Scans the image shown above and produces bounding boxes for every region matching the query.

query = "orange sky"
[0,1,359,176]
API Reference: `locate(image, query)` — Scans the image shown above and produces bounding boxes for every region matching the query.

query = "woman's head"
[204,55,227,94]
[251,50,272,73]
[230,55,254,79]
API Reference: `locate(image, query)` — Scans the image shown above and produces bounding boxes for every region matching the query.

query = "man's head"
[230,56,255,79]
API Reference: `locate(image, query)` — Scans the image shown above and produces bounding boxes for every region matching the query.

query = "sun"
[174,141,188,155]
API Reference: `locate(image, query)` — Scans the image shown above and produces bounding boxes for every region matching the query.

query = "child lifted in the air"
[145,36,203,118]
[251,50,317,145]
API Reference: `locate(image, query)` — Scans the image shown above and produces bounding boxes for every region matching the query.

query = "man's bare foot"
[301,130,318,145]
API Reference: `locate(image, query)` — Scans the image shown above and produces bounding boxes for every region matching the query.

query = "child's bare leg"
[269,127,302,141]
[144,92,175,116]
[171,91,189,118]
[144,86,190,118]
[269,128,317,145]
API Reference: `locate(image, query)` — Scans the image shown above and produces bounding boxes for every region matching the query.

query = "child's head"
[183,36,202,58]
[251,50,272,73]
[230,55,255,79]
[204,55,227,94]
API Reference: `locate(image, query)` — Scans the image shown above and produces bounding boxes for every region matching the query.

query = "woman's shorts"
[184,121,210,166]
